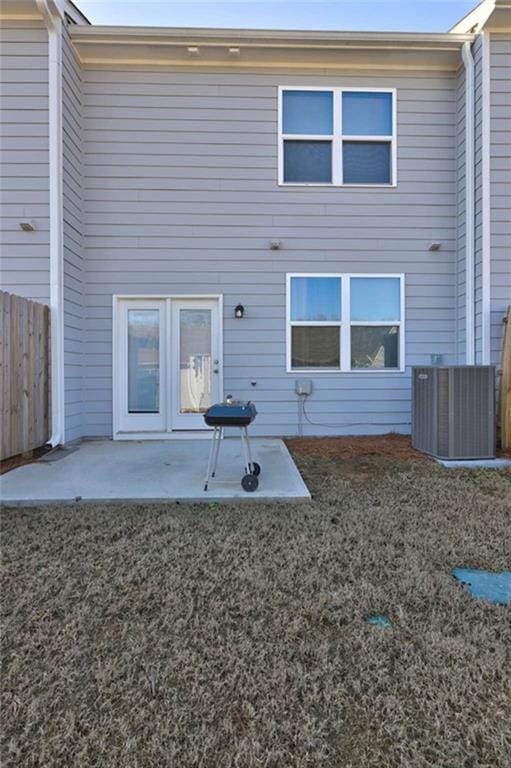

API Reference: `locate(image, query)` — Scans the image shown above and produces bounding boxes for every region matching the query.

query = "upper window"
[279,88,396,186]
[287,274,404,372]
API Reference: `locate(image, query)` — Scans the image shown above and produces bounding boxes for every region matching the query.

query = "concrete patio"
[0,438,310,505]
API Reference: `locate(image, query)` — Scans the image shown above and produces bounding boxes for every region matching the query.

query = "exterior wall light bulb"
[429,241,441,251]
[235,304,244,318]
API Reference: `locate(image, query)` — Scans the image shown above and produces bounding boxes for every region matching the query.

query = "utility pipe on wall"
[462,40,475,365]
[36,0,65,446]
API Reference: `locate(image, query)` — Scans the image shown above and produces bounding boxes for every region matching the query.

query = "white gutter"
[70,25,474,45]
[462,41,475,364]
[37,0,65,446]
[481,30,492,364]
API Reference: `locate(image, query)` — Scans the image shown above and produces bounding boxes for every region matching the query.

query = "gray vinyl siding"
[62,25,84,442]
[81,67,459,438]
[490,34,511,367]
[473,35,484,363]
[0,20,49,302]
[455,64,467,362]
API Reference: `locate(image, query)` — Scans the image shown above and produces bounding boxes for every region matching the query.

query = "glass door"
[171,300,221,430]
[116,300,167,433]
[114,297,221,436]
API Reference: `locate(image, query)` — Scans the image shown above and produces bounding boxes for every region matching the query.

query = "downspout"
[481,30,491,364]
[37,0,65,446]
[462,41,475,364]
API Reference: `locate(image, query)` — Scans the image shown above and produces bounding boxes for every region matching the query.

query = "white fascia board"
[70,26,473,45]
[450,0,511,33]
[481,31,491,365]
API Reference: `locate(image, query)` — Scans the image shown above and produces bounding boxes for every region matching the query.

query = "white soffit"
[69,27,473,71]
[450,0,511,33]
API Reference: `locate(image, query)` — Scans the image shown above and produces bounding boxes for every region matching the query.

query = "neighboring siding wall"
[473,35,484,363]
[0,20,49,302]
[81,67,460,437]
[62,24,84,442]
[456,64,467,362]
[490,34,511,367]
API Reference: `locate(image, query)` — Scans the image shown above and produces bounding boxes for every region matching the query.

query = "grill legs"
[240,426,254,475]
[203,426,260,492]
[204,426,223,491]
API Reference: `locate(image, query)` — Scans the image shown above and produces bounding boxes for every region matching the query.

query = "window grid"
[286,273,405,373]
[279,86,397,187]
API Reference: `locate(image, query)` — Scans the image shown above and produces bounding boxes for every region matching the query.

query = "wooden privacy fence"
[1,291,49,461]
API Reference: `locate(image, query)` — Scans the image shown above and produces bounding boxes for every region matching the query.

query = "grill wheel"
[241,474,259,492]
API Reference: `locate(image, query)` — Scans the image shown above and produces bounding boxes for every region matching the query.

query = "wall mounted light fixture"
[429,241,441,251]
[269,240,282,250]
[234,304,244,318]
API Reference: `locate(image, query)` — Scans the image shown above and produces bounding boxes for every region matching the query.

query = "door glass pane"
[291,277,341,321]
[291,326,340,368]
[350,277,401,321]
[342,141,391,184]
[351,326,399,369]
[342,91,393,136]
[180,309,212,414]
[128,309,160,413]
[283,140,332,183]
[283,90,333,135]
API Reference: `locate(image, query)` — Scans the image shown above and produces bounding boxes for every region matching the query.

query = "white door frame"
[113,295,223,439]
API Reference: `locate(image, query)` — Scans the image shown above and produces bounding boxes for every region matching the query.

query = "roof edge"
[70,26,474,46]
[450,0,511,33]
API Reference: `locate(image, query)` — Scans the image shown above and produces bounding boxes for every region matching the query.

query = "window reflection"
[180,309,212,414]
[128,309,160,413]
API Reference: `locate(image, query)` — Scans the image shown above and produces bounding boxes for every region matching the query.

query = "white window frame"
[278,86,397,187]
[286,273,405,373]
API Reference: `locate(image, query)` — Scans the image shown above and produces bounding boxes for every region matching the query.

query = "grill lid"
[204,398,257,427]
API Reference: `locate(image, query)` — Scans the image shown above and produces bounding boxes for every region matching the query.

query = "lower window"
[350,325,399,369]
[291,326,340,369]
[287,274,404,372]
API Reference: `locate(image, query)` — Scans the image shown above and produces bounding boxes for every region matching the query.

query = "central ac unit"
[412,366,495,460]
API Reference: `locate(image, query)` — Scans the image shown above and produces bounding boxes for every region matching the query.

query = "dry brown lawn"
[1,438,511,767]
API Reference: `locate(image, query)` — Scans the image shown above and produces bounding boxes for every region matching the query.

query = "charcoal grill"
[203,397,260,492]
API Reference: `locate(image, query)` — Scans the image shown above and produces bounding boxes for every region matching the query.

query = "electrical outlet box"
[295,379,313,396]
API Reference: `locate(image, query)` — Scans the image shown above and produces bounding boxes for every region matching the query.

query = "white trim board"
[481,31,491,365]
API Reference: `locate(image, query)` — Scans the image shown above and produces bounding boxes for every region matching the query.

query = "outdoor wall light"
[19,221,36,232]
[269,240,282,250]
[428,241,441,251]
[234,304,244,319]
